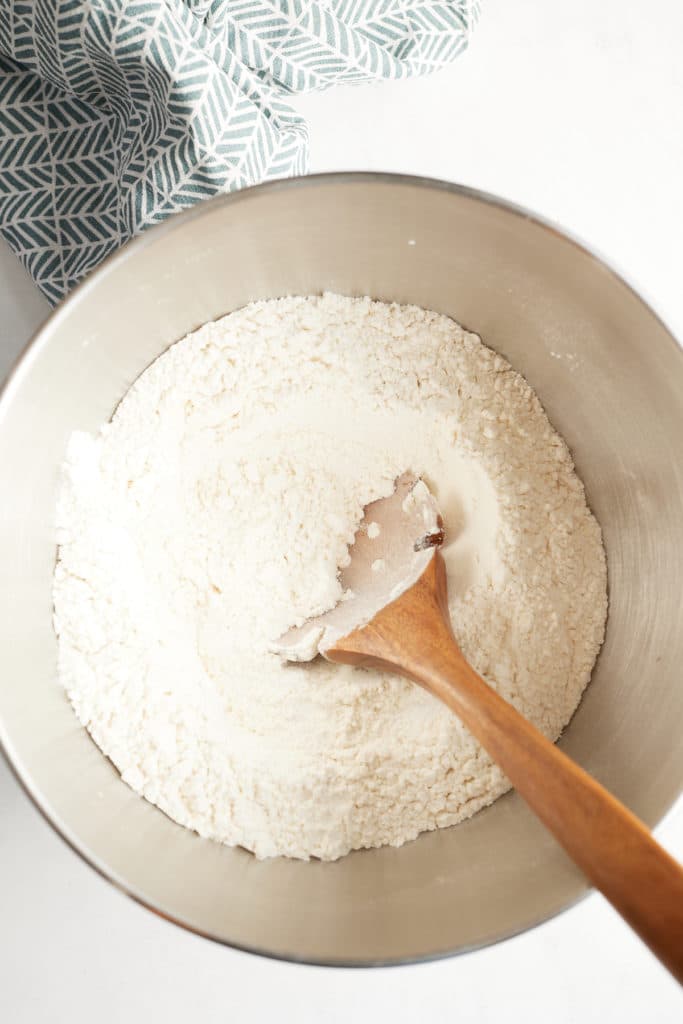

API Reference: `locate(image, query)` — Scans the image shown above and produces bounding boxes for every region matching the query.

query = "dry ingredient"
[54,294,607,860]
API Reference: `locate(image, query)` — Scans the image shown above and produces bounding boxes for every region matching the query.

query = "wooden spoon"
[274,474,683,982]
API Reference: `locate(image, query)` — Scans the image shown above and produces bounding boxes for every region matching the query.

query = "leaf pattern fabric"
[0,1,480,303]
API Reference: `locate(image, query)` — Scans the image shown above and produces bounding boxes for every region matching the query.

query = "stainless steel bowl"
[1,174,682,965]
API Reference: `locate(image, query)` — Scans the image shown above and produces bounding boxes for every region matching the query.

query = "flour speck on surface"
[53,294,608,861]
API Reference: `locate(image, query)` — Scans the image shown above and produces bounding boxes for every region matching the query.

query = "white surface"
[0,0,681,1017]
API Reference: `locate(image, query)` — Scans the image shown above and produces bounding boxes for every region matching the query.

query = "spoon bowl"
[1,173,682,964]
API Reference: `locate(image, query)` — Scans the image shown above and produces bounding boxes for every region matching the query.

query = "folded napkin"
[0,1,479,304]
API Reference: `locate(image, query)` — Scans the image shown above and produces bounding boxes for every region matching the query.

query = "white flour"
[54,294,607,860]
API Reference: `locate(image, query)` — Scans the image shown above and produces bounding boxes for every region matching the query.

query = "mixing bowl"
[1,174,682,965]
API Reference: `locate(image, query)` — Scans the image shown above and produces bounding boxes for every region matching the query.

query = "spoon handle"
[330,554,683,983]
[427,648,683,983]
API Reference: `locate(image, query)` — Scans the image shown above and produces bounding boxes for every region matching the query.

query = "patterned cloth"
[0,1,479,304]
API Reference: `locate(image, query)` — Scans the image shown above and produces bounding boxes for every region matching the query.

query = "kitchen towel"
[0,1,480,304]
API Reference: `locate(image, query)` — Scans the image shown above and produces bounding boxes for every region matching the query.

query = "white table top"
[1,0,681,1018]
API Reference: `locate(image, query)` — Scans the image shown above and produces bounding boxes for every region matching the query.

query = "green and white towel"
[0,1,480,304]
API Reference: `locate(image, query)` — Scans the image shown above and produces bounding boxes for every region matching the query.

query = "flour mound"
[54,294,607,860]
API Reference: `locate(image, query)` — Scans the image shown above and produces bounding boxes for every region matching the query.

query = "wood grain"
[328,551,683,983]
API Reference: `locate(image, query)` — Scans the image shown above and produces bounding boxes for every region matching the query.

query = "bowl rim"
[1,171,682,968]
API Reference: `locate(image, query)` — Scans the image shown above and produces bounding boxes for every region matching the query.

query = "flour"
[53,294,607,861]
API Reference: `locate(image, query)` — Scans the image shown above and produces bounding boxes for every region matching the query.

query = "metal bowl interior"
[1,175,682,966]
